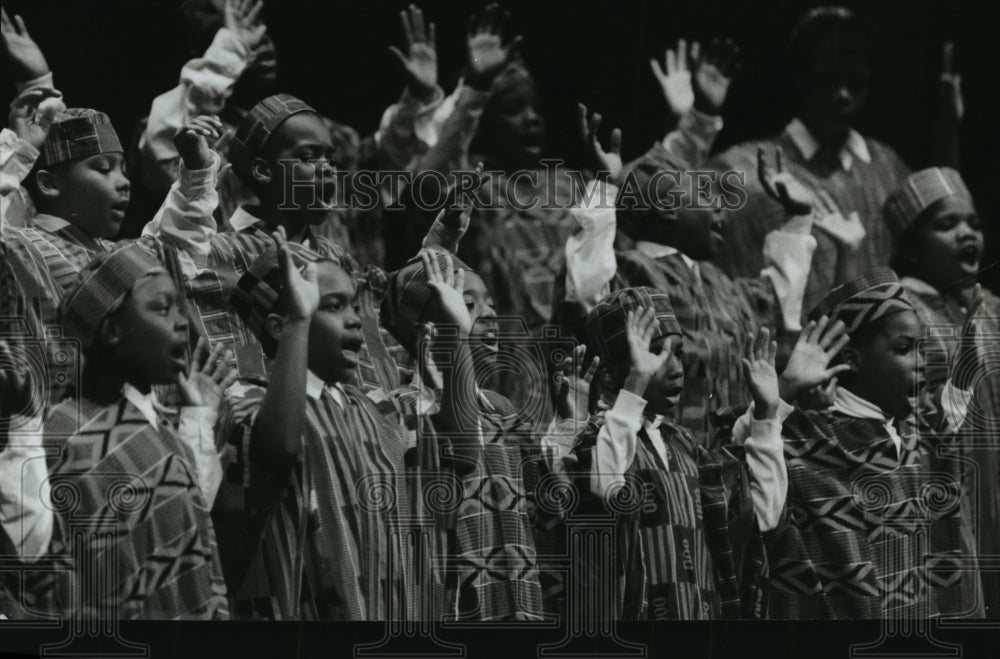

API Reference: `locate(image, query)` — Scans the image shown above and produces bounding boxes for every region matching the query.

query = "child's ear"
[250,157,272,186]
[98,315,123,349]
[34,169,60,201]
[840,346,862,374]
[264,313,284,343]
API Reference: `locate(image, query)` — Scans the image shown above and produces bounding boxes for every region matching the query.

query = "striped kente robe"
[569,410,765,620]
[709,129,910,319]
[903,277,1000,617]
[218,380,414,620]
[767,406,970,619]
[439,390,549,621]
[45,396,229,620]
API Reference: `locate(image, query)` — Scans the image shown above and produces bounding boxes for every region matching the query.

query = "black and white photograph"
[1,0,999,657]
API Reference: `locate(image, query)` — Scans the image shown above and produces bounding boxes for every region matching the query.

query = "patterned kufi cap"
[809,267,914,336]
[584,287,682,366]
[38,108,123,168]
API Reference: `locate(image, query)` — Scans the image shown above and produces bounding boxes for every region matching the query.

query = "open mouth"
[956,244,980,268]
[342,336,363,365]
[169,342,188,371]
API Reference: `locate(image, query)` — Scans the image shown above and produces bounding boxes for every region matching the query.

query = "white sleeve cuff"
[590,390,645,499]
[761,229,817,332]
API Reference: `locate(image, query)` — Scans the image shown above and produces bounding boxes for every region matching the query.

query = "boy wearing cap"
[44,241,235,620]
[218,235,479,620]
[764,268,980,619]
[885,168,999,616]
[142,98,466,403]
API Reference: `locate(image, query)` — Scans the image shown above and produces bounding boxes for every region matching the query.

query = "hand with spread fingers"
[556,343,600,423]
[577,103,623,185]
[225,0,267,52]
[177,336,237,410]
[466,3,523,90]
[650,38,694,119]
[274,225,320,322]
[0,9,49,82]
[742,326,780,420]
[778,315,851,404]
[623,306,672,396]
[388,4,438,103]
[422,249,472,337]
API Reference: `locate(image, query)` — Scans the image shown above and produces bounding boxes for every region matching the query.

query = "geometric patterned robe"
[45,395,229,620]
[767,405,971,619]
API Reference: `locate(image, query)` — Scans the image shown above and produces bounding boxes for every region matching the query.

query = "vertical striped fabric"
[218,381,413,620]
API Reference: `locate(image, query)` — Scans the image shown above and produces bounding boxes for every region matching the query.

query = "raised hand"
[176,336,236,409]
[224,0,267,51]
[416,321,445,391]
[0,340,37,419]
[0,9,49,81]
[758,145,814,217]
[814,208,866,252]
[650,38,694,119]
[555,343,600,422]
[9,87,64,150]
[388,4,438,103]
[577,103,623,184]
[422,249,472,336]
[742,326,779,420]
[623,306,672,395]
[466,3,522,88]
[939,41,963,124]
[691,38,740,115]
[274,225,320,322]
[778,315,851,404]
[797,378,838,411]
[174,114,224,170]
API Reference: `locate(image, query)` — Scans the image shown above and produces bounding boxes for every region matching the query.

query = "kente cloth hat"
[584,287,682,366]
[38,108,123,168]
[809,267,914,336]
[59,242,165,350]
[883,167,973,237]
[380,248,474,355]
[229,93,316,176]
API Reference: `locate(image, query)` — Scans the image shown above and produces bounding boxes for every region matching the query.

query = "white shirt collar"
[785,118,871,171]
[31,213,71,232]
[228,206,262,232]
[123,383,160,428]
[635,241,696,270]
[305,370,345,408]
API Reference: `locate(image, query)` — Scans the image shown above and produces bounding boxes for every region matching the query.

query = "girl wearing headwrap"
[764,268,981,619]
[886,167,998,616]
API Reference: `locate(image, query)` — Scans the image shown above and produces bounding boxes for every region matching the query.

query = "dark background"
[1,0,997,288]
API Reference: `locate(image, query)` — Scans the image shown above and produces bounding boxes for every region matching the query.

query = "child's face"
[481,80,546,167]
[263,112,338,225]
[462,271,499,368]
[641,335,686,417]
[673,205,728,260]
[911,197,983,289]
[848,310,925,420]
[45,152,130,238]
[110,272,189,390]
[307,261,363,384]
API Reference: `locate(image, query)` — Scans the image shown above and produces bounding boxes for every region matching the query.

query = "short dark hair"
[786,7,879,84]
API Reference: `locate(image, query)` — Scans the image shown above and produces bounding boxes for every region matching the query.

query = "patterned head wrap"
[38,108,123,168]
[59,243,165,351]
[230,242,329,340]
[884,167,973,237]
[809,267,914,336]
[584,287,682,367]
[229,93,317,177]
[380,248,475,355]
